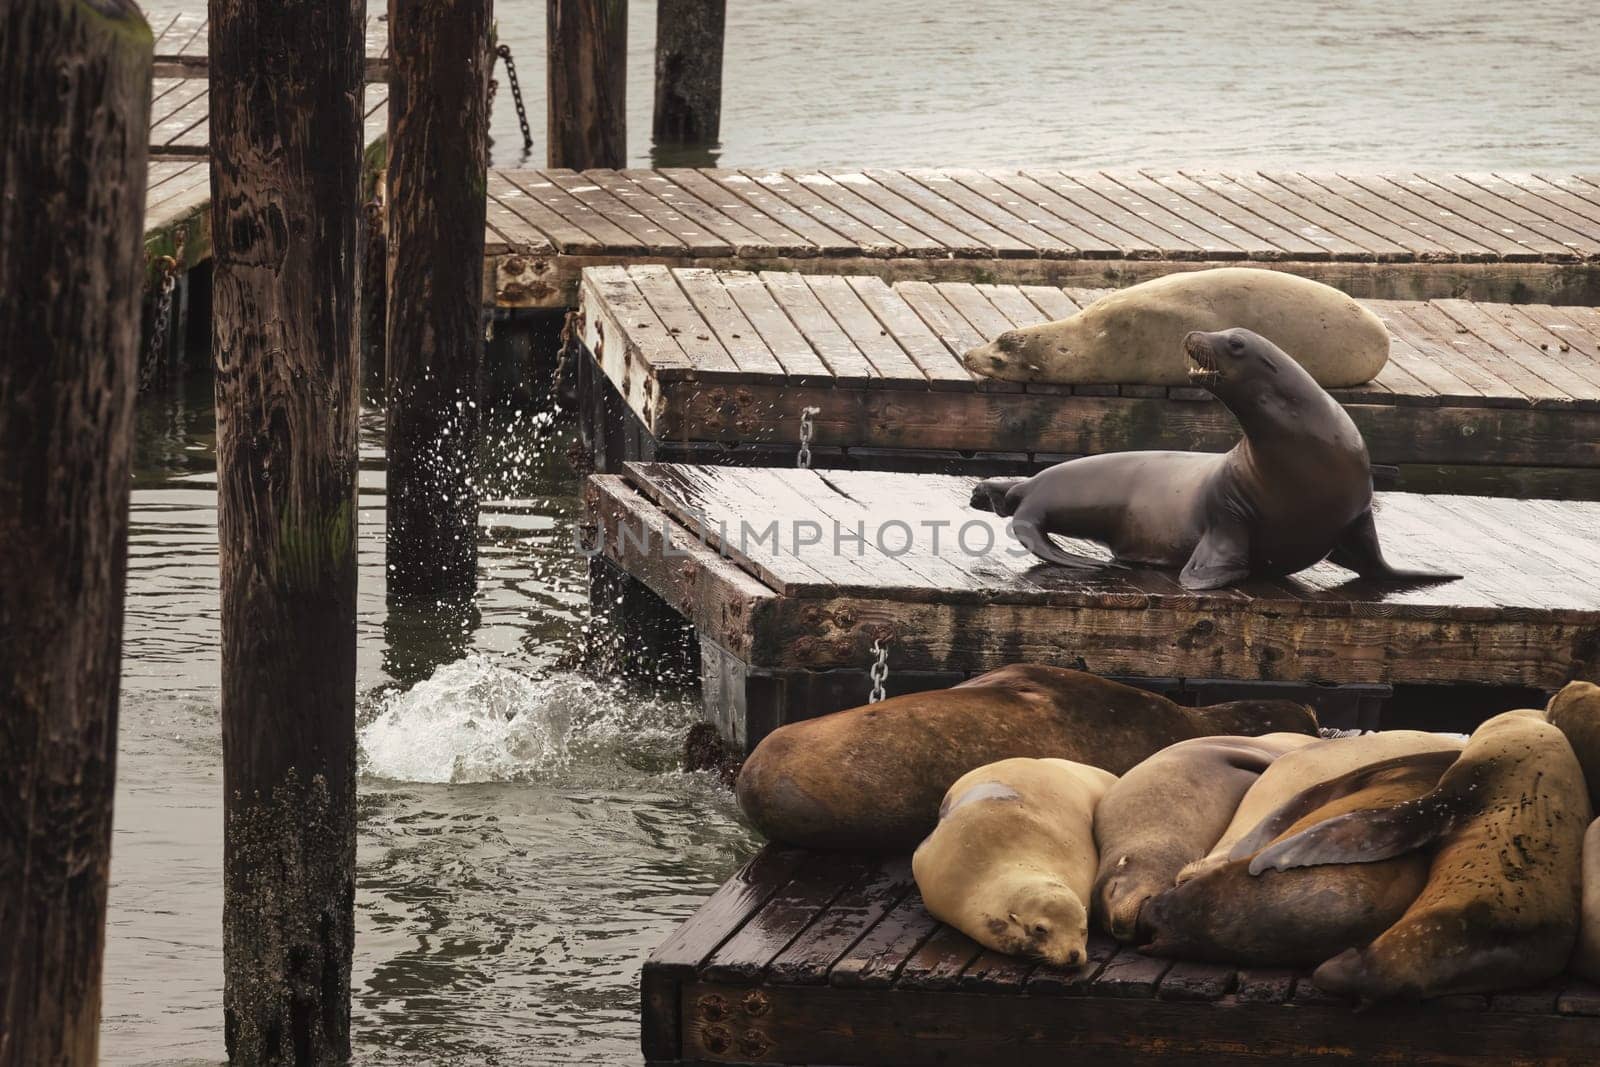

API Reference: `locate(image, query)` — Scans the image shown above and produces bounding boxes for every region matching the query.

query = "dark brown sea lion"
[1252,710,1592,1000]
[1091,733,1318,941]
[735,664,1319,850]
[1547,680,1600,810]
[969,327,1460,590]
[1139,750,1457,966]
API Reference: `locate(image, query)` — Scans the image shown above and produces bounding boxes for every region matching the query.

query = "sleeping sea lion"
[1252,709,1592,1000]
[969,327,1460,590]
[1575,817,1600,982]
[735,664,1318,850]
[1176,730,1465,885]
[1091,732,1317,941]
[962,268,1390,388]
[914,757,1116,967]
[1140,750,1457,966]
[1547,680,1600,810]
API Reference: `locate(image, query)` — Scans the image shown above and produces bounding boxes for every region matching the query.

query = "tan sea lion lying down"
[735,665,1319,850]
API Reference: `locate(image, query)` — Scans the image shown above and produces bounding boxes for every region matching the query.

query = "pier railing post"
[547,0,629,168]
[0,4,149,1061]
[209,0,364,1059]
[385,0,492,601]
[652,0,726,146]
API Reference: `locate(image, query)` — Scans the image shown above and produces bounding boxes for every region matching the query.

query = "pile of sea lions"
[733,668,1600,1001]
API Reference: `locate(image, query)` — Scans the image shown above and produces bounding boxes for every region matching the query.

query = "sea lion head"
[963,327,1055,382]
[1189,698,1319,739]
[1183,327,1321,416]
[989,877,1089,968]
[1092,860,1160,944]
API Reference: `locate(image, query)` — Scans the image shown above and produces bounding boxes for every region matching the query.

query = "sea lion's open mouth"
[1183,332,1222,388]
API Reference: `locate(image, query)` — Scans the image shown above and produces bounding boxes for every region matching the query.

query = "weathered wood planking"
[576,266,1600,496]
[643,847,1600,1066]
[585,465,1600,693]
[148,77,388,157]
[142,84,388,286]
[490,168,1600,307]
[150,10,391,79]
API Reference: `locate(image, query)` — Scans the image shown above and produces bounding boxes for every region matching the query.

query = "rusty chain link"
[868,639,889,703]
[494,44,534,155]
[142,227,186,393]
[797,406,821,469]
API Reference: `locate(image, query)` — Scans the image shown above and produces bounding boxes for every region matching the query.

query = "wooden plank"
[1259,171,1454,259]
[759,270,878,384]
[1303,172,1501,260]
[1021,170,1208,258]
[1405,299,1569,406]
[895,924,983,991]
[956,948,1037,992]
[1515,174,1600,229]
[828,889,939,989]
[1024,932,1118,995]
[670,268,790,378]
[701,853,872,984]
[1365,173,1551,260]
[768,857,916,985]
[771,170,941,255]
[545,168,690,252]
[945,169,1124,256]
[482,172,558,255]
[982,170,1151,256]
[1374,301,1528,405]
[900,168,1078,255]
[802,275,930,386]
[651,168,820,255]
[491,170,612,254]
[1436,174,1600,259]
[625,265,742,375]
[499,170,649,254]
[648,847,810,974]
[615,169,778,254]
[579,169,732,256]
[1180,170,1386,260]
[846,276,975,389]
[822,169,994,256]
[1091,948,1173,998]
[1156,960,1236,1002]
[1140,170,1328,259]
[705,170,859,254]
[1432,298,1600,407]
[1234,968,1296,1005]
[1096,171,1259,257]
[716,271,835,380]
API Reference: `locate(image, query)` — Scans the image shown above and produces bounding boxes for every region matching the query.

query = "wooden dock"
[585,463,1600,749]
[150,10,391,80]
[489,168,1600,308]
[641,846,1600,1066]
[575,265,1600,498]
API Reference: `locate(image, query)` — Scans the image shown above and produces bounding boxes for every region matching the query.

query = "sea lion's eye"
[1228,337,1245,353]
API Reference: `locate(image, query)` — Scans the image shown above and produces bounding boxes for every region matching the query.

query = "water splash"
[358,654,697,784]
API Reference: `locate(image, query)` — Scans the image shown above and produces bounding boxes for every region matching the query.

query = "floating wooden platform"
[585,463,1600,749]
[575,265,1600,498]
[150,10,391,80]
[142,83,390,286]
[489,168,1600,308]
[642,846,1600,1066]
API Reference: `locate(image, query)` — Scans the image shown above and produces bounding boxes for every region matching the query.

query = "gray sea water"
[112,1,1599,1064]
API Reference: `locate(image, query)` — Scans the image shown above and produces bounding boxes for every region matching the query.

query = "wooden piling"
[208,0,364,1060]
[652,0,726,145]
[547,0,628,168]
[385,0,492,600]
[0,5,150,1061]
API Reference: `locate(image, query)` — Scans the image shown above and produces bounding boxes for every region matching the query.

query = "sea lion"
[1140,750,1456,966]
[914,757,1116,967]
[1091,732,1318,941]
[735,664,1319,850]
[1253,710,1592,1000]
[1176,729,1465,885]
[1575,818,1600,982]
[1547,680,1600,810]
[962,267,1389,388]
[969,327,1460,590]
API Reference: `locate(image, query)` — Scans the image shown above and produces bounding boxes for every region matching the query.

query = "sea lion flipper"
[1247,794,1456,875]
[1179,518,1251,590]
[1011,518,1123,570]
[1328,510,1462,584]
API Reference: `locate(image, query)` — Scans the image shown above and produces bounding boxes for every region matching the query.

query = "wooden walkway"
[489,168,1600,308]
[587,463,1600,747]
[150,10,391,79]
[576,266,1600,498]
[642,846,1600,1065]
[142,83,389,285]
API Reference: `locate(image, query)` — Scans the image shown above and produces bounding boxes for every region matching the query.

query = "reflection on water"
[106,358,753,1066]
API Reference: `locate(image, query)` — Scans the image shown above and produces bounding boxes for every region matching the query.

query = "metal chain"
[142,228,186,393]
[868,639,889,704]
[797,405,821,469]
[495,44,534,154]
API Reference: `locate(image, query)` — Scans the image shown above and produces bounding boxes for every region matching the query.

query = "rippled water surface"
[114,1,1597,1063]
